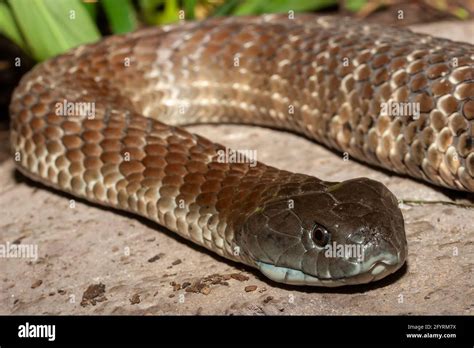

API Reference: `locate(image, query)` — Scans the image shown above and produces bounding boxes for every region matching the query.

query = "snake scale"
[9,14,474,286]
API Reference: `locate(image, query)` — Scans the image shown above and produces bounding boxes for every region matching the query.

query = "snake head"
[238,178,407,286]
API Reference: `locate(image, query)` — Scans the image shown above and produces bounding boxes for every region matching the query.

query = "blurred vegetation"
[0,0,472,62]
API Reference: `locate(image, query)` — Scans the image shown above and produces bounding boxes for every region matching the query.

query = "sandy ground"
[0,20,473,315]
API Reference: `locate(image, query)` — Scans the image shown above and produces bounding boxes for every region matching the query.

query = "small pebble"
[231,273,249,282]
[263,296,273,304]
[200,286,211,295]
[244,285,257,292]
[31,280,42,289]
[130,294,140,305]
[148,254,162,263]
[80,283,107,307]
[12,236,25,245]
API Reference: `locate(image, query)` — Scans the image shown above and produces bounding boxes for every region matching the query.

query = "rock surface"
[0,20,473,315]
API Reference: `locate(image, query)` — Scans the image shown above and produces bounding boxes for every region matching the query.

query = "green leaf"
[138,0,165,25]
[452,7,469,19]
[234,0,337,15]
[212,0,241,16]
[101,0,137,34]
[83,1,98,21]
[233,0,265,15]
[0,2,27,51]
[8,0,100,61]
[183,0,196,20]
[138,0,156,24]
[345,0,367,12]
[155,0,179,24]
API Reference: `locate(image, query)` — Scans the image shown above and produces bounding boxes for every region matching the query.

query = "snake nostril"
[349,226,373,243]
[349,233,365,244]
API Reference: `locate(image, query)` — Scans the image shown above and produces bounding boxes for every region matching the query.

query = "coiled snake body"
[10,15,474,286]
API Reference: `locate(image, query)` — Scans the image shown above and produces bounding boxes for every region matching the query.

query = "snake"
[9,14,474,286]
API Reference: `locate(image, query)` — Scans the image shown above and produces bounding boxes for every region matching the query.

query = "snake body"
[9,15,474,286]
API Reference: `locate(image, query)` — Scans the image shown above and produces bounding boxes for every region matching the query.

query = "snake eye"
[311,224,330,247]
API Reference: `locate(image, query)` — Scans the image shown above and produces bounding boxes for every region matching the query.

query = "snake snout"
[345,224,407,283]
[330,178,408,283]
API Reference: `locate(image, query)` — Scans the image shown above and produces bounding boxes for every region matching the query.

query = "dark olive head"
[237,178,407,286]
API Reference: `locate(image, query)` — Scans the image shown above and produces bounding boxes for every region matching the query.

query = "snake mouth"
[255,250,405,287]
